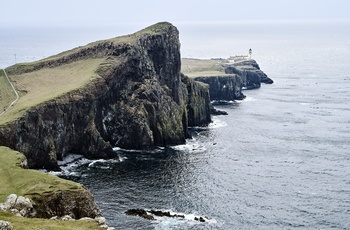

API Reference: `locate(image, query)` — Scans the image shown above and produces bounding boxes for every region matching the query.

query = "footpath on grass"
[0,69,19,117]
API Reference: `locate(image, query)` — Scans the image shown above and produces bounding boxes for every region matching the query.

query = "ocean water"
[1,20,350,229]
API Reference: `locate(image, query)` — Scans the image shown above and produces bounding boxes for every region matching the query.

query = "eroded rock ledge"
[0,22,211,170]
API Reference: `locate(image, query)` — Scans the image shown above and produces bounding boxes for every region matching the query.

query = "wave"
[208,117,228,129]
[170,138,206,153]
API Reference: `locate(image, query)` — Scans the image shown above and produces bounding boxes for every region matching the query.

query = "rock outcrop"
[0,22,211,170]
[32,190,101,219]
[0,194,35,217]
[194,75,245,101]
[224,59,273,89]
[192,59,272,101]
[0,220,13,230]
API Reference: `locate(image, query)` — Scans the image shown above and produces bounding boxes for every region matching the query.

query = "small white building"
[228,49,252,62]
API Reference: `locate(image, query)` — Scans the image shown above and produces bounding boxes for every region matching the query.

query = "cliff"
[224,59,273,89]
[0,22,211,170]
[182,58,272,101]
[0,147,101,223]
[194,75,245,101]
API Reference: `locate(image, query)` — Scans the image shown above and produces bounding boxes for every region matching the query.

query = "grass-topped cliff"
[0,21,212,229]
[181,58,230,77]
[0,21,211,168]
[1,22,178,126]
[0,147,101,229]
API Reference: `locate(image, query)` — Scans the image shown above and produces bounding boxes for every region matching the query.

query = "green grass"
[0,58,105,125]
[0,69,16,112]
[0,146,102,229]
[181,58,231,78]
[0,146,84,201]
[0,22,177,126]
[0,211,101,230]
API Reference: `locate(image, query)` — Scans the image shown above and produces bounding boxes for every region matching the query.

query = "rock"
[0,220,13,230]
[0,194,35,217]
[14,196,34,217]
[79,217,94,221]
[32,190,101,219]
[182,74,212,127]
[210,104,228,115]
[224,59,273,89]
[0,22,212,170]
[194,75,245,101]
[95,216,106,225]
[125,209,155,220]
[194,216,206,222]
[61,215,74,221]
[2,194,17,210]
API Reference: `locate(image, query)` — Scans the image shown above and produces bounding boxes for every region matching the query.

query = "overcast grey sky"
[1,0,349,27]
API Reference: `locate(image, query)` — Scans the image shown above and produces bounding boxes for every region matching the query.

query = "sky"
[0,0,349,27]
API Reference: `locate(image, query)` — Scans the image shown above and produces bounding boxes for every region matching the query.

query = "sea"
[1,20,350,229]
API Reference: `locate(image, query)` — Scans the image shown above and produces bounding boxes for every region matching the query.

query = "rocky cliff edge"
[0,22,211,170]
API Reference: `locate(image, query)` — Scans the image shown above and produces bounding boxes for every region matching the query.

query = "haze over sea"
[1,20,349,229]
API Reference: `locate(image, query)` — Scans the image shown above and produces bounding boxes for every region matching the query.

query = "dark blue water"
[1,21,350,229]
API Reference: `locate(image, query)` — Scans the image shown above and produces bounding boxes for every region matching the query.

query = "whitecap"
[171,138,206,153]
[57,154,84,166]
[208,117,227,129]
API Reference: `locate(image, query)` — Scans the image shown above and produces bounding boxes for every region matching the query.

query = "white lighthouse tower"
[249,48,252,59]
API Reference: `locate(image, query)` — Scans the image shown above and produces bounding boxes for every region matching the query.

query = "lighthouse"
[249,48,252,59]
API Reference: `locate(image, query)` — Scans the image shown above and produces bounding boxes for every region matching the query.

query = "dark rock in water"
[194,75,245,101]
[194,217,206,222]
[224,59,273,89]
[149,210,185,218]
[0,22,212,170]
[125,209,155,220]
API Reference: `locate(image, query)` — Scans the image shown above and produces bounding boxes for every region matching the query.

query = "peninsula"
[0,22,271,228]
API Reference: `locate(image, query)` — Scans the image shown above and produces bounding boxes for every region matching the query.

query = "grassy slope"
[0,211,101,230]
[181,58,232,78]
[0,69,16,111]
[0,58,104,125]
[0,147,101,229]
[0,22,176,126]
[0,146,85,201]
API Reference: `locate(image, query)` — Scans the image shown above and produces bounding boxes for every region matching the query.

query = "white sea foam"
[208,117,227,129]
[236,95,256,103]
[57,154,84,166]
[152,209,217,229]
[171,138,206,153]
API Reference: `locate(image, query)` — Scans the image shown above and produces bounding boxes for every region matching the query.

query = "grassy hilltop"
[181,58,232,77]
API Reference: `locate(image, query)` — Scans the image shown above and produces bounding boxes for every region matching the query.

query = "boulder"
[0,220,13,230]
[0,194,34,217]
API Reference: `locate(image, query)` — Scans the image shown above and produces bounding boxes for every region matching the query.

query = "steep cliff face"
[0,22,211,170]
[194,75,245,101]
[182,74,211,127]
[225,59,273,89]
